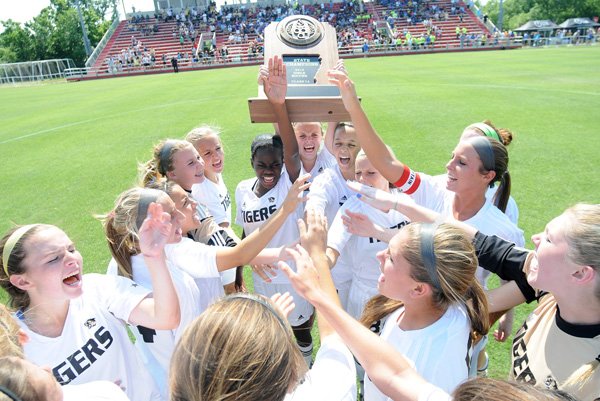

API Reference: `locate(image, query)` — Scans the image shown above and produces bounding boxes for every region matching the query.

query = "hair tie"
[158,140,177,176]
[136,189,161,230]
[467,122,501,143]
[467,136,495,172]
[0,385,22,401]
[420,223,442,292]
[2,225,37,278]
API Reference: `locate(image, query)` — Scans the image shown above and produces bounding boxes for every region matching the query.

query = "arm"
[215,173,310,270]
[128,202,181,330]
[328,70,406,184]
[323,122,336,156]
[485,280,527,313]
[260,55,301,182]
[341,210,396,243]
[280,248,430,401]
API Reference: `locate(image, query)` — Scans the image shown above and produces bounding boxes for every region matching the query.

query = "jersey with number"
[285,336,356,401]
[191,174,232,225]
[107,254,202,393]
[328,193,411,286]
[235,169,303,284]
[17,274,161,401]
[364,304,471,399]
[305,164,355,286]
[410,173,524,288]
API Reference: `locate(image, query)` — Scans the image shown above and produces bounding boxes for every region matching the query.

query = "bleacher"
[85,0,508,79]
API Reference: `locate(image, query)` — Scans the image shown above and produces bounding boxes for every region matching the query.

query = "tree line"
[481,0,600,31]
[0,0,113,66]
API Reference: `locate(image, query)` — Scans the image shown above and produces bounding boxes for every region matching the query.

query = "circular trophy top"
[277,15,323,47]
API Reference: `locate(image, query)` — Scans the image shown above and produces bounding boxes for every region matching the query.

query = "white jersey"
[17,274,161,401]
[191,174,232,225]
[285,336,357,401]
[63,381,131,401]
[411,173,524,287]
[165,237,224,310]
[328,193,411,318]
[235,169,303,285]
[107,254,202,396]
[364,304,471,399]
[305,165,355,289]
[300,144,337,183]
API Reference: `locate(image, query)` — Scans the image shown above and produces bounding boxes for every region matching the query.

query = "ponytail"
[103,213,137,280]
[492,170,511,214]
[138,158,162,188]
[464,281,490,340]
[562,355,599,392]
[359,294,404,329]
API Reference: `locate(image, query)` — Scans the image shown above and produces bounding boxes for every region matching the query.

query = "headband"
[467,136,495,172]
[0,385,22,401]
[136,190,161,230]
[467,122,501,143]
[158,140,177,176]
[2,225,37,278]
[228,294,289,330]
[419,223,442,292]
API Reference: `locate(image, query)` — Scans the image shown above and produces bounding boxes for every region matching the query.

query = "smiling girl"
[0,203,180,401]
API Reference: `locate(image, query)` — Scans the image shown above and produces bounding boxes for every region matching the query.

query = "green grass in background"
[1,46,599,379]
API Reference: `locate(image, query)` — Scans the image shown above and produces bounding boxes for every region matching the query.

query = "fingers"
[297,217,308,238]
[271,292,295,319]
[251,264,276,282]
[278,260,295,280]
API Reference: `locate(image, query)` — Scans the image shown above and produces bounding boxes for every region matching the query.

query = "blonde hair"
[139,139,193,187]
[561,204,600,391]
[0,304,23,358]
[170,294,307,401]
[100,187,165,279]
[185,124,222,148]
[453,377,573,401]
[0,356,44,401]
[0,225,53,311]
[361,223,489,340]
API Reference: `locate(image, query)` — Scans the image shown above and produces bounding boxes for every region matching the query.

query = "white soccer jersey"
[63,381,131,401]
[165,237,224,310]
[191,174,232,225]
[411,173,524,288]
[364,304,471,400]
[328,194,411,318]
[485,184,519,225]
[305,165,355,294]
[300,144,337,182]
[235,169,303,285]
[17,274,161,401]
[285,336,357,401]
[107,254,202,395]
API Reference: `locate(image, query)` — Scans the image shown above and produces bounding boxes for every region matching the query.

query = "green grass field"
[1,45,599,379]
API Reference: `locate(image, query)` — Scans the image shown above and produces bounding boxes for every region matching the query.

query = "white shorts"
[220,267,236,286]
[253,275,314,326]
[347,278,379,320]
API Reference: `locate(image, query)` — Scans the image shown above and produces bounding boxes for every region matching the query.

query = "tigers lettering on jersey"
[221,193,231,212]
[368,221,410,244]
[242,204,277,223]
[52,325,114,385]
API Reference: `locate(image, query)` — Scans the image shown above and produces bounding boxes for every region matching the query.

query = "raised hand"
[298,209,328,257]
[139,202,172,259]
[251,264,277,283]
[271,292,295,319]
[259,55,287,105]
[328,69,360,113]
[279,245,321,303]
[341,210,379,238]
[347,180,397,212]
[281,173,311,214]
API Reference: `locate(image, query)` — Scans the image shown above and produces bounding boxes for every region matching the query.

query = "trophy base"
[248,96,352,123]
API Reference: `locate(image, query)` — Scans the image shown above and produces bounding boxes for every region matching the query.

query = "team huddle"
[0,57,598,401]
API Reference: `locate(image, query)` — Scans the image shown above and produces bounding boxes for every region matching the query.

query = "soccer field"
[1,45,599,378]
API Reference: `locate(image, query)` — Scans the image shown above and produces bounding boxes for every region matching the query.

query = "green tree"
[0,20,36,61]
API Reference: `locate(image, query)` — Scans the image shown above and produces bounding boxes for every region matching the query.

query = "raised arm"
[129,202,181,330]
[215,173,310,270]
[328,70,406,184]
[260,55,301,182]
[281,242,431,401]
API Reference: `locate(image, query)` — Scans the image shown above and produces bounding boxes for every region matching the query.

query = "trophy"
[248,15,351,123]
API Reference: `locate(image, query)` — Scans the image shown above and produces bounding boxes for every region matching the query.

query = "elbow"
[158,305,181,330]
